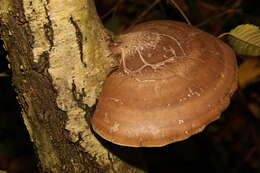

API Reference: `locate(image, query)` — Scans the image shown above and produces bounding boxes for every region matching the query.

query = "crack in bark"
[43,3,54,51]
[71,80,87,111]
[69,16,86,67]
[108,152,117,173]
[36,51,49,73]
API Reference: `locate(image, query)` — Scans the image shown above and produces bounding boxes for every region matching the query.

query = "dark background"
[0,0,259,172]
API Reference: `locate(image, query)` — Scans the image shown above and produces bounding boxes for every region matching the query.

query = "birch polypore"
[92,21,238,147]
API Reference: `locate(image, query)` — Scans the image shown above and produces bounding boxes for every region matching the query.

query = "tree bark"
[0,0,145,172]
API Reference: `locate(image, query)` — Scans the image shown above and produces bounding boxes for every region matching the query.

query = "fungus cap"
[91,21,237,147]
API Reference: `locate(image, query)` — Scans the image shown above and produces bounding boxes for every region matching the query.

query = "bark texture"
[0,0,144,172]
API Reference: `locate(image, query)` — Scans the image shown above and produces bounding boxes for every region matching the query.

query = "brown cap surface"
[91,20,238,147]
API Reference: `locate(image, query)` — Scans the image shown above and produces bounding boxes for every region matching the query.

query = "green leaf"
[219,24,260,56]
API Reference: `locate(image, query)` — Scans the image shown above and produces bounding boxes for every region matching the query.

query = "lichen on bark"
[23,0,119,168]
[38,0,119,166]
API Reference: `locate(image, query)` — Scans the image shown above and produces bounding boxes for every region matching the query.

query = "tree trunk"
[0,0,145,172]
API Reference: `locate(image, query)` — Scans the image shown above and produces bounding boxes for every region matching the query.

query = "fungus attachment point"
[91,21,238,147]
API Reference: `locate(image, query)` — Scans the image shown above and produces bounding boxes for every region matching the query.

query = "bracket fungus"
[91,21,238,147]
